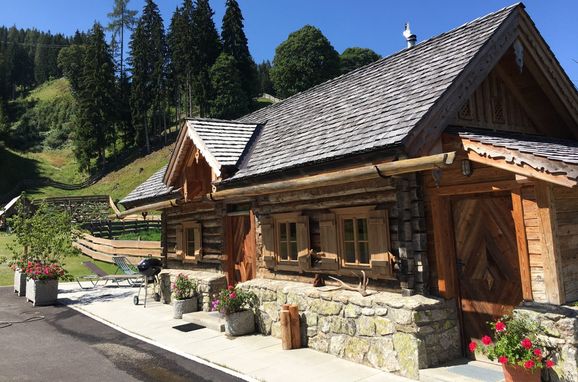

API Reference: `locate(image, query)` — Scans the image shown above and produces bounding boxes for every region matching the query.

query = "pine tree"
[34,34,50,84]
[221,0,258,100]
[129,0,167,152]
[257,60,274,95]
[209,53,249,119]
[74,23,117,171]
[192,0,221,117]
[106,0,138,77]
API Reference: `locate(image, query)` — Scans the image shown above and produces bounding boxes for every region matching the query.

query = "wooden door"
[224,212,256,285]
[452,194,523,349]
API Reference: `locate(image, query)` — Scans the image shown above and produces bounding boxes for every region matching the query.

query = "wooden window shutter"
[368,210,392,276]
[175,225,184,259]
[317,213,339,270]
[261,216,276,268]
[193,223,202,261]
[296,215,310,259]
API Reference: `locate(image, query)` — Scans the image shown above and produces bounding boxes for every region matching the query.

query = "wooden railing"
[73,233,162,265]
[81,218,162,239]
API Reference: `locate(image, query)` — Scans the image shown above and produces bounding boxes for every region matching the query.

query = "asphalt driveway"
[0,286,242,382]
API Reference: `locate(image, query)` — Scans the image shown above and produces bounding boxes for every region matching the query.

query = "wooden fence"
[73,233,162,265]
[82,218,162,239]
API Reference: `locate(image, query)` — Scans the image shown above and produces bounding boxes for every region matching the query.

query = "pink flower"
[495,321,506,332]
[521,338,532,350]
[227,285,234,291]
[533,348,542,357]
[498,356,508,364]
[229,292,237,299]
[546,360,555,368]
[481,336,492,345]
[524,360,535,369]
[468,342,477,352]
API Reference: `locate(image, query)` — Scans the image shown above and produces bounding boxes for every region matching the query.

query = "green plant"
[211,285,256,315]
[470,314,556,370]
[171,274,197,300]
[24,261,71,281]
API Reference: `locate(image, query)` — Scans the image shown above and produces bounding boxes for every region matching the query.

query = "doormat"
[172,323,205,332]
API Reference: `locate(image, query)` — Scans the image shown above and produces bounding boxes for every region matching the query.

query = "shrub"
[171,274,197,300]
[211,285,256,315]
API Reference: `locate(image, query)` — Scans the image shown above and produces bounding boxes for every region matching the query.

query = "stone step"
[182,310,225,332]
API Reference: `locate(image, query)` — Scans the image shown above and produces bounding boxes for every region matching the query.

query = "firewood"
[289,305,301,349]
[280,309,292,350]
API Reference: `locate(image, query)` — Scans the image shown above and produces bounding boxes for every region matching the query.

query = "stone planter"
[26,278,58,306]
[14,269,26,297]
[225,310,255,336]
[502,364,540,382]
[173,296,198,319]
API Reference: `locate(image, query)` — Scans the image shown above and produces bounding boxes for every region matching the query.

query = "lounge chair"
[76,261,143,289]
[112,256,140,276]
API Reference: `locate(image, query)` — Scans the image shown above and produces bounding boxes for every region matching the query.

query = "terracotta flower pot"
[14,269,26,297]
[173,296,198,319]
[26,278,58,306]
[224,310,255,336]
[502,364,541,382]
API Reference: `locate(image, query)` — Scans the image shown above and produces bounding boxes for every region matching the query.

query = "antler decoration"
[327,270,370,297]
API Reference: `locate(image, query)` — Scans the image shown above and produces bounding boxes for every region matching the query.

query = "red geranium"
[546,360,555,368]
[533,348,542,357]
[481,336,492,345]
[468,342,477,352]
[524,360,535,369]
[521,338,532,350]
[495,321,506,332]
[498,356,508,364]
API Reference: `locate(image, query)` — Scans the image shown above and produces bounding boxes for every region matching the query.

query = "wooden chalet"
[121,4,578,379]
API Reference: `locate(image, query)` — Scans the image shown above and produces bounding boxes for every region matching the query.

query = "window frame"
[181,221,202,263]
[334,206,375,269]
[273,213,301,266]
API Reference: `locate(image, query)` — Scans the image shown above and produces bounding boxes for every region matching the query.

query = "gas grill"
[133,258,162,307]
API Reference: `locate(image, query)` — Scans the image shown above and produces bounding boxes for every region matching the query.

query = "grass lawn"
[115,229,162,241]
[0,232,118,286]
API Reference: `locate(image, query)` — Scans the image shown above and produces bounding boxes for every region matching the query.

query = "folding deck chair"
[76,261,143,289]
[112,256,140,276]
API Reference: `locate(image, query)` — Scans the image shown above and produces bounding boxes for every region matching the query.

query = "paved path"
[0,286,241,382]
[57,283,413,382]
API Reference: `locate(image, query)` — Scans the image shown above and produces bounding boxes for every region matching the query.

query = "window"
[278,221,298,261]
[176,221,202,262]
[342,217,369,265]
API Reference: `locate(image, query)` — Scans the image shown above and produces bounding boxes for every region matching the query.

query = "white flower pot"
[225,310,255,336]
[173,296,198,319]
[26,278,58,306]
[14,269,27,297]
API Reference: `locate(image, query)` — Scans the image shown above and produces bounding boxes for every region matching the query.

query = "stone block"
[309,334,330,353]
[277,290,287,305]
[319,316,331,333]
[361,308,375,316]
[375,317,396,335]
[393,333,420,380]
[357,316,376,336]
[367,338,399,372]
[310,299,342,315]
[375,307,388,316]
[330,317,356,336]
[344,304,361,318]
[344,337,370,364]
[304,312,318,327]
[329,335,348,357]
[390,309,414,325]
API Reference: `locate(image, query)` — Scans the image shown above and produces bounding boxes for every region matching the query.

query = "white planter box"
[173,296,198,319]
[26,278,58,306]
[225,310,255,336]
[14,269,26,297]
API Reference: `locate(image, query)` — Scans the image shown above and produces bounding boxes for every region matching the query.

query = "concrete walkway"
[57,283,412,382]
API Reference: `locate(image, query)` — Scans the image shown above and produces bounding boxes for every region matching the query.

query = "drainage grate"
[172,323,205,332]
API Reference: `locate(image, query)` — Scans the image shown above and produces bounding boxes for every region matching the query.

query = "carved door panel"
[452,194,523,351]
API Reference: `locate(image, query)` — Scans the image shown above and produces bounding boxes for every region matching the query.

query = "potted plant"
[469,314,556,382]
[172,274,198,319]
[9,257,29,297]
[211,285,257,336]
[24,261,70,306]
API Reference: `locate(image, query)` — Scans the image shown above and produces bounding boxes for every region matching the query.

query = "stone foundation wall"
[159,269,227,311]
[239,279,460,380]
[515,302,578,382]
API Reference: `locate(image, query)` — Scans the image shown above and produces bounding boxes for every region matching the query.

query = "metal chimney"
[403,23,416,48]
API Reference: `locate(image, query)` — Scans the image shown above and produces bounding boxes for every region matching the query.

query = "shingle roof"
[186,119,259,167]
[228,4,519,182]
[455,129,578,183]
[120,165,176,207]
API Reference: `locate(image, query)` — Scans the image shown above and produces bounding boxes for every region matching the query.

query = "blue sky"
[1,0,577,84]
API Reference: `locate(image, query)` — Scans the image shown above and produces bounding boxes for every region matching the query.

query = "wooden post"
[289,304,301,349]
[280,309,292,350]
[511,188,533,301]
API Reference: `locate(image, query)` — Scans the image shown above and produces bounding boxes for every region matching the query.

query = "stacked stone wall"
[159,269,227,311]
[239,279,460,380]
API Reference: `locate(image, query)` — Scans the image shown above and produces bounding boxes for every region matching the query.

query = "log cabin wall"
[552,186,578,302]
[250,173,429,295]
[164,200,224,272]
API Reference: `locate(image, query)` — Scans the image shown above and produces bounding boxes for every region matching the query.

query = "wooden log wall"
[164,201,225,269]
[251,176,424,293]
[552,186,578,302]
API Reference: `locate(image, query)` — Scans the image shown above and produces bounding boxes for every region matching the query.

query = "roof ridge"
[239,3,522,122]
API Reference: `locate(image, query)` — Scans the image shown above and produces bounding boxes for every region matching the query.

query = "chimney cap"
[403,23,417,48]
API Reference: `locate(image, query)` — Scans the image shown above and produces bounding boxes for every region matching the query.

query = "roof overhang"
[455,132,578,188]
